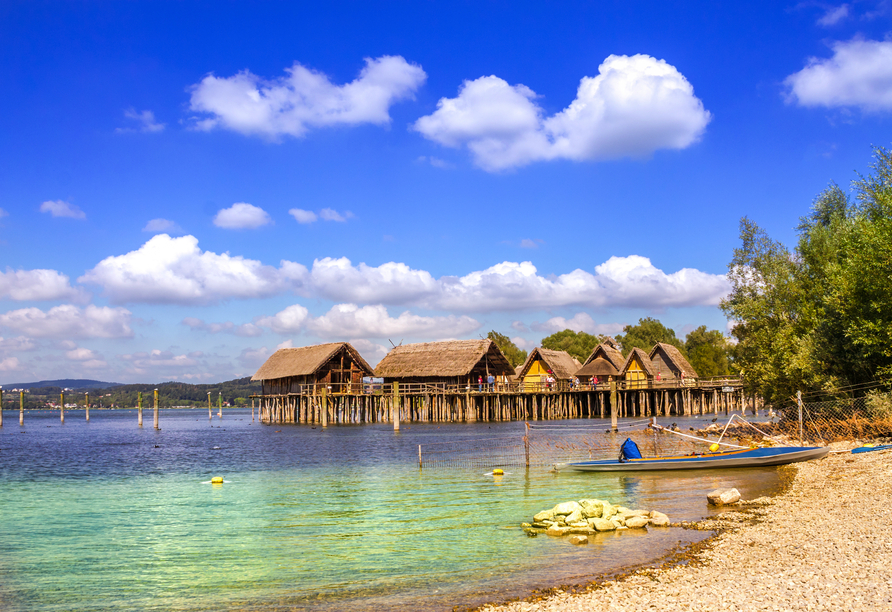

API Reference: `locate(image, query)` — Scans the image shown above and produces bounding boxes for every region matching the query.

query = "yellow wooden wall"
[523,359,548,390]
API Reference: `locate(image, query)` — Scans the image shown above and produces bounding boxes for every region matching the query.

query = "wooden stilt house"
[575,342,626,385]
[374,339,514,389]
[648,342,698,385]
[621,347,658,389]
[252,342,374,395]
[516,347,582,391]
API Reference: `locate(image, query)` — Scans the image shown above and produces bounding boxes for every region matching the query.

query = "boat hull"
[562,446,830,472]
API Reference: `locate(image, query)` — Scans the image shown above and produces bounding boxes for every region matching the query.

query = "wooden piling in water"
[19,390,24,426]
[85,392,90,422]
[138,391,143,427]
[153,388,159,430]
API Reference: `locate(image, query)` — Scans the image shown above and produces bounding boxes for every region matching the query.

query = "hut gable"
[575,343,625,381]
[621,347,657,376]
[517,348,582,381]
[252,343,373,391]
[374,339,514,382]
[581,343,625,369]
[648,343,699,379]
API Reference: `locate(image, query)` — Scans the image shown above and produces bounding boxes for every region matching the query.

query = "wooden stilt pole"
[393,381,400,431]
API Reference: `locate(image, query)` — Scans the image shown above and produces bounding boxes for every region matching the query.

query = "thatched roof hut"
[517,347,582,382]
[621,347,657,389]
[648,343,698,380]
[252,342,373,394]
[374,339,514,385]
[576,343,625,380]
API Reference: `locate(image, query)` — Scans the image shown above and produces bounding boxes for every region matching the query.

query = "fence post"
[321,386,328,428]
[610,381,617,431]
[797,390,803,445]
[393,381,400,431]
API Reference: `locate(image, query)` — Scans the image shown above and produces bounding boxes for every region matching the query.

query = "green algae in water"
[0,410,783,611]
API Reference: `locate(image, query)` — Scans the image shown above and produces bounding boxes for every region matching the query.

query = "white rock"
[707,488,741,505]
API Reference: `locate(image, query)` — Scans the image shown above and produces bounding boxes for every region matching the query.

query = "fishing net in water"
[417,419,744,469]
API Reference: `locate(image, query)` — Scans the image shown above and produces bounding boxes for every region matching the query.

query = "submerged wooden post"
[207,392,212,420]
[60,390,65,424]
[393,381,400,431]
[85,392,90,422]
[138,391,143,427]
[321,386,328,428]
[19,389,24,425]
[153,388,159,430]
[609,381,617,431]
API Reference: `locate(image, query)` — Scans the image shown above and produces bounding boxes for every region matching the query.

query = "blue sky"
[1,1,891,384]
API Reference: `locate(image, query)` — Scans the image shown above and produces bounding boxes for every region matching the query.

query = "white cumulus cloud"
[0,304,133,339]
[0,356,22,372]
[289,208,318,224]
[143,218,184,234]
[785,39,892,111]
[182,317,263,337]
[305,256,728,312]
[413,54,710,171]
[117,108,165,133]
[40,200,86,219]
[305,303,480,339]
[189,55,426,138]
[79,234,307,305]
[213,203,272,229]
[256,304,311,334]
[0,268,87,302]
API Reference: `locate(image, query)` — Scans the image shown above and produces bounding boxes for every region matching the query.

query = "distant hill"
[0,379,122,390]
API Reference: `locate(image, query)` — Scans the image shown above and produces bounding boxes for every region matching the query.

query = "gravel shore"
[480,447,892,612]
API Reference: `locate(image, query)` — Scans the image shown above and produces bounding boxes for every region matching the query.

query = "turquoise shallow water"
[0,409,783,611]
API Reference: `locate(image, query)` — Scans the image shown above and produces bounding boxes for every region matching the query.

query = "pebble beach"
[480,446,892,612]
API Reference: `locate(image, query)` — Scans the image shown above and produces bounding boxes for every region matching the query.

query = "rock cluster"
[521,499,670,544]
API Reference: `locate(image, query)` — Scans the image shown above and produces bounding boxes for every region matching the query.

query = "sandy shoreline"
[479,446,892,612]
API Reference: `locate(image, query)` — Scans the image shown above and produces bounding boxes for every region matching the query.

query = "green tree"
[487,331,528,368]
[614,318,684,356]
[684,326,731,378]
[539,329,601,363]
[722,145,892,402]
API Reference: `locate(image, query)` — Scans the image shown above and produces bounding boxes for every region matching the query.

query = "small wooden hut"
[374,339,514,389]
[516,347,582,390]
[252,342,374,395]
[621,347,658,389]
[576,342,625,384]
[649,342,698,384]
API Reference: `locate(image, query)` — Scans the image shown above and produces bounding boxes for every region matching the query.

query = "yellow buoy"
[211,476,224,484]
[709,443,720,452]
[492,469,504,475]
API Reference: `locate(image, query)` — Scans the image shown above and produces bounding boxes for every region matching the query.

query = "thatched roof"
[649,342,699,378]
[621,347,658,376]
[252,342,373,381]
[374,339,513,379]
[517,347,582,380]
[575,357,620,378]
[582,343,625,370]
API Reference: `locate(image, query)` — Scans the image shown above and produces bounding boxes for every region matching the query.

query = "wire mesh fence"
[767,391,892,444]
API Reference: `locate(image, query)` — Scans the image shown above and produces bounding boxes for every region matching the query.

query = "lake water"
[0,409,785,611]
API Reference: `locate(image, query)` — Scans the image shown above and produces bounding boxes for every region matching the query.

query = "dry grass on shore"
[479,445,892,612]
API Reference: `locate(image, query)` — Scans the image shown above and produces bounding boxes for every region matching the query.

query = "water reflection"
[0,410,784,611]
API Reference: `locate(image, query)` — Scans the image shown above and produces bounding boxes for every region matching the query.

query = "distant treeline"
[4,377,261,409]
